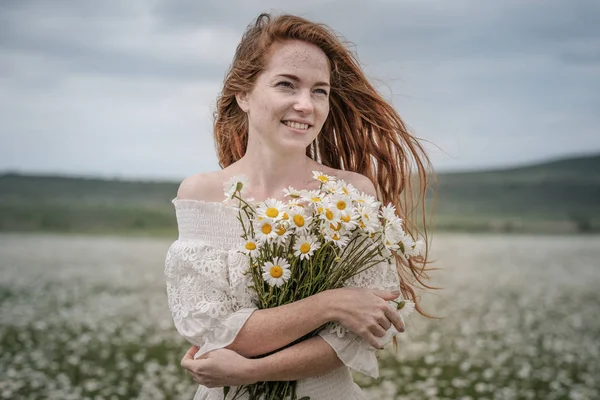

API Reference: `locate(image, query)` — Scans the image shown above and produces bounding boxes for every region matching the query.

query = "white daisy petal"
[261,257,291,287]
[223,175,249,199]
[293,235,321,260]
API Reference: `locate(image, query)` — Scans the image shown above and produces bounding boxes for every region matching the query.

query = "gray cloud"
[1,0,599,180]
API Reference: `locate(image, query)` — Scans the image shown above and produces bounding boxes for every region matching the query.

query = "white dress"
[164,199,401,400]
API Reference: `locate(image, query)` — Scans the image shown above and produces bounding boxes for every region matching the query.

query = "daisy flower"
[395,299,416,321]
[302,190,324,206]
[381,203,402,224]
[413,239,425,257]
[293,235,321,260]
[289,210,312,233]
[283,186,303,199]
[354,191,378,207]
[322,228,350,248]
[317,202,342,225]
[339,210,360,230]
[383,224,404,252]
[404,237,424,259]
[274,222,292,244]
[255,218,278,243]
[256,198,286,221]
[312,171,335,184]
[240,238,261,258]
[223,175,249,200]
[262,257,291,287]
[286,198,305,212]
[335,179,358,197]
[330,193,352,214]
[397,232,416,257]
[322,180,338,194]
[356,205,382,233]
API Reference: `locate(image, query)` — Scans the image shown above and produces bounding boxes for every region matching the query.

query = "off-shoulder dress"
[164,199,400,400]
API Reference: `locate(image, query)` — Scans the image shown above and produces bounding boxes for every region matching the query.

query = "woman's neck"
[233,144,318,201]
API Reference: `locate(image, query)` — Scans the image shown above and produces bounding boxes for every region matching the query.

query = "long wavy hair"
[214,13,436,315]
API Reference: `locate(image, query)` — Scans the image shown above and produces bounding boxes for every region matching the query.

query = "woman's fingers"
[377,314,392,331]
[384,306,405,332]
[372,289,400,302]
[365,334,384,350]
[181,346,199,363]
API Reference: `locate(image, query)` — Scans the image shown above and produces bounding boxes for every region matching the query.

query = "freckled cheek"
[317,102,330,123]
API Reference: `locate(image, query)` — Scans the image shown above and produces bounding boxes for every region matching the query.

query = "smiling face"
[236,40,331,153]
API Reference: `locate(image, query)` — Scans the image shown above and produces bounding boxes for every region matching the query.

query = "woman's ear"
[235,92,250,113]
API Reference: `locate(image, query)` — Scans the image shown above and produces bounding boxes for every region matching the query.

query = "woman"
[165,13,432,399]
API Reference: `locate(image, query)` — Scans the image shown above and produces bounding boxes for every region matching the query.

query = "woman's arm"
[251,336,343,381]
[227,288,403,357]
[182,336,344,388]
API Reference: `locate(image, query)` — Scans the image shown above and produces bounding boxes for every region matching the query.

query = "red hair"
[213,13,436,315]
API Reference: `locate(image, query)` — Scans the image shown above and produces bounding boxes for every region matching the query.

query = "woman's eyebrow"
[275,73,330,87]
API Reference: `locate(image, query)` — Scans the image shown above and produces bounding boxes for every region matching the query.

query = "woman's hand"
[181,346,257,388]
[325,288,405,349]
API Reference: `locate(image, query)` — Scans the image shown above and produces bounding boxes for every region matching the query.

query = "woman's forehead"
[263,40,330,82]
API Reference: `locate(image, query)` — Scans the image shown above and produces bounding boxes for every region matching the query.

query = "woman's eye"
[314,88,329,96]
[277,81,293,88]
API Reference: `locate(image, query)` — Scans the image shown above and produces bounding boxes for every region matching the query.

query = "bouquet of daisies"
[223,172,422,400]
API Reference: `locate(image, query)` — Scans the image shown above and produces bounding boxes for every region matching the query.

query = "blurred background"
[1,1,599,399]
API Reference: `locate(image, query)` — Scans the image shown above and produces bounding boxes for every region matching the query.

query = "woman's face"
[237,40,331,153]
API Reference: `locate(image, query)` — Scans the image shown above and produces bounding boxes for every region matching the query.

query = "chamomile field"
[0,233,598,400]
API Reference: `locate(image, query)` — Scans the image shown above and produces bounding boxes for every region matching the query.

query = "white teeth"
[283,121,310,130]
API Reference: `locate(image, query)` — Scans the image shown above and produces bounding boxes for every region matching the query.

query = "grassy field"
[1,154,599,235]
[0,233,598,399]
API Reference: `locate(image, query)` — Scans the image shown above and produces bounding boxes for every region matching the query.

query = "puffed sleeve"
[317,254,401,378]
[164,240,257,358]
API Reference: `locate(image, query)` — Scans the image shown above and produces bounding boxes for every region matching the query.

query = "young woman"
[165,13,433,399]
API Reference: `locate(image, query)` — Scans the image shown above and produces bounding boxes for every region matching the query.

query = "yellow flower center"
[325,210,334,220]
[359,221,366,229]
[341,215,351,223]
[342,188,349,195]
[330,222,342,231]
[300,243,311,254]
[293,214,305,227]
[336,201,347,210]
[245,242,257,251]
[276,226,286,236]
[266,207,279,218]
[282,212,289,220]
[312,197,322,203]
[317,175,329,183]
[270,266,283,278]
[262,224,272,234]
[332,233,341,241]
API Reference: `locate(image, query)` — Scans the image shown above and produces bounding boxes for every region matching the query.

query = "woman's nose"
[293,91,314,113]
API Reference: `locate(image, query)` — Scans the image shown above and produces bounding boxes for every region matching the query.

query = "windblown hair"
[214,13,436,316]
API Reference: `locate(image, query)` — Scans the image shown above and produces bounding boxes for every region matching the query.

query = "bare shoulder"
[334,169,378,198]
[176,171,226,202]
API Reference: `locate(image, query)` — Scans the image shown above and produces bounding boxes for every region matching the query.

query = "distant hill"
[1,154,599,235]
[432,154,600,232]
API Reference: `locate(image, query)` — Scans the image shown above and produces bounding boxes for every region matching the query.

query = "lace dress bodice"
[164,199,401,400]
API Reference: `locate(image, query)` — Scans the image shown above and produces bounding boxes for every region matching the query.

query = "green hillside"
[432,154,600,232]
[1,154,599,235]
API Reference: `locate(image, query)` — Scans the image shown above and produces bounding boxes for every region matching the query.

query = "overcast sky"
[1,0,599,180]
